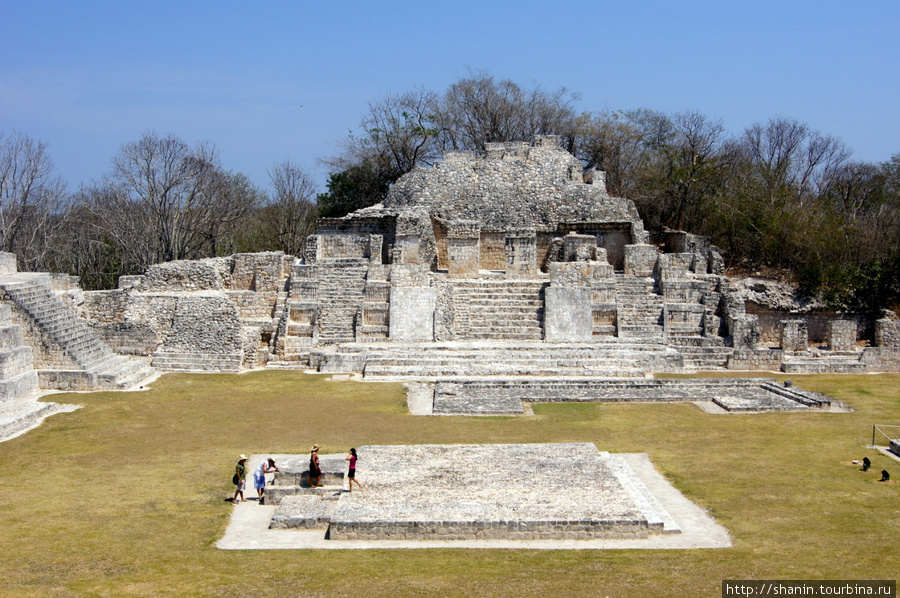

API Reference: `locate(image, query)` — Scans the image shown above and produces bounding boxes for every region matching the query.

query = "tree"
[317,90,440,218]
[0,131,68,270]
[261,161,318,256]
[96,131,259,265]
[316,161,391,218]
[435,70,579,152]
[573,110,648,197]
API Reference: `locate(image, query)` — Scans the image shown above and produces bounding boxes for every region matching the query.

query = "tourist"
[254,458,280,504]
[345,448,362,492]
[233,455,248,504]
[309,445,323,488]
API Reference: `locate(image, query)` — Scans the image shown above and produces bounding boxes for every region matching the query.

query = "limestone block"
[393,234,422,265]
[229,252,286,292]
[624,244,659,277]
[828,320,857,352]
[445,223,481,275]
[88,321,157,356]
[780,320,808,352]
[0,252,16,275]
[389,287,436,342]
[730,315,760,350]
[505,231,537,274]
[544,287,592,342]
[139,260,227,292]
[390,265,430,287]
[563,233,597,262]
[875,318,900,347]
[549,262,593,288]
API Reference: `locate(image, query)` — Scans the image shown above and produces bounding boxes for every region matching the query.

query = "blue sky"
[2,1,898,194]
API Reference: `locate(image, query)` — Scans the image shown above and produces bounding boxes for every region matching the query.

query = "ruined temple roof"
[378,136,644,233]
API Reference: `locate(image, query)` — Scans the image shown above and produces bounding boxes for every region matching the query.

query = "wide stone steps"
[151,351,243,372]
[364,362,644,378]
[315,263,368,344]
[454,279,546,341]
[1,275,155,389]
[673,345,733,369]
[358,343,671,379]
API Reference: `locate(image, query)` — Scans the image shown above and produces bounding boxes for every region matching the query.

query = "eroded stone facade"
[2,137,895,382]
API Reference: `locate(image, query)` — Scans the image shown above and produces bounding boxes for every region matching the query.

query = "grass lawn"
[0,370,897,597]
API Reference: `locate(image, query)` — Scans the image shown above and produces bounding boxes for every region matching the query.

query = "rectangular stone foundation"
[328,519,654,541]
[325,443,666,541]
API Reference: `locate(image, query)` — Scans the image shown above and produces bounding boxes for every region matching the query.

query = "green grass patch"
[0,370,898,597]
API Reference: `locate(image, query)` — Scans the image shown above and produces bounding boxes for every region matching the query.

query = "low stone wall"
[861,348,900,372]
[88,322,157,356]
[328,519,655,541]
[727,348,784,371]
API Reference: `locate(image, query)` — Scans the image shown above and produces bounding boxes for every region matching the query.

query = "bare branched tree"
[0,131,68,270]
[99,131,258,264]
[264,161,318,257]
[435,70,579,152]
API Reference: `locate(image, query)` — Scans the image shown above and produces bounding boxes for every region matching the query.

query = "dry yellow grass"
[0,370,897,597]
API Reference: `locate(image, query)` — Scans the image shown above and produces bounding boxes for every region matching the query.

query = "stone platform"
[219,451,731,550]
[270,444,678,541]
[429,378,832,414]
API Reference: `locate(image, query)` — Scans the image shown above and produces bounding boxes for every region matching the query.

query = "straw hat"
[311,445,320,452]
[239,454,247,460]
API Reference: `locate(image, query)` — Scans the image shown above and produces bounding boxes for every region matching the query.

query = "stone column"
[505,229,537,275]
[624,244,659,277]
[544,262,593,342]
[445,221,481,275]
[780,320,808,352]
[828,320,856,352]
[389,265,435,341]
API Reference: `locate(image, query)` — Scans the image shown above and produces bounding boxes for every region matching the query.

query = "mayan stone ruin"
[265,444,682,542]
[3,136,900,416]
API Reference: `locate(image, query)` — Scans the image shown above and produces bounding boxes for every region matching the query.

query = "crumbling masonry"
[3,136,900,405]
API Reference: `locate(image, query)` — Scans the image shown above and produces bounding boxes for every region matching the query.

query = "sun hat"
[312,445,320,451]
[239,454,247,460]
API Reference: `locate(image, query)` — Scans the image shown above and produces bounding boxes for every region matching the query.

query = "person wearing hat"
[309,445,323,488]
[233,455,248,504]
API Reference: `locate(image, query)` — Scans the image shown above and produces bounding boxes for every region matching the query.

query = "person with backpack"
[233,455,248,504]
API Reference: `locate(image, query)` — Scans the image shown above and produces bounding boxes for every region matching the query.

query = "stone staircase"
[0,274,154,390]
[356,341,679,379]
[454,279,547,341]
[316,259,368,344]
[150,352,243,373]
[667,338,733,370]
[616,275,664,339]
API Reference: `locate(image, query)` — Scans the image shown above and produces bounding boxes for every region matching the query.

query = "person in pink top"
[345,448,362,492]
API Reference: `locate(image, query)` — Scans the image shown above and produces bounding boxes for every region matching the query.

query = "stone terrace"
[430,378,832,414]
[271,444,677,541]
